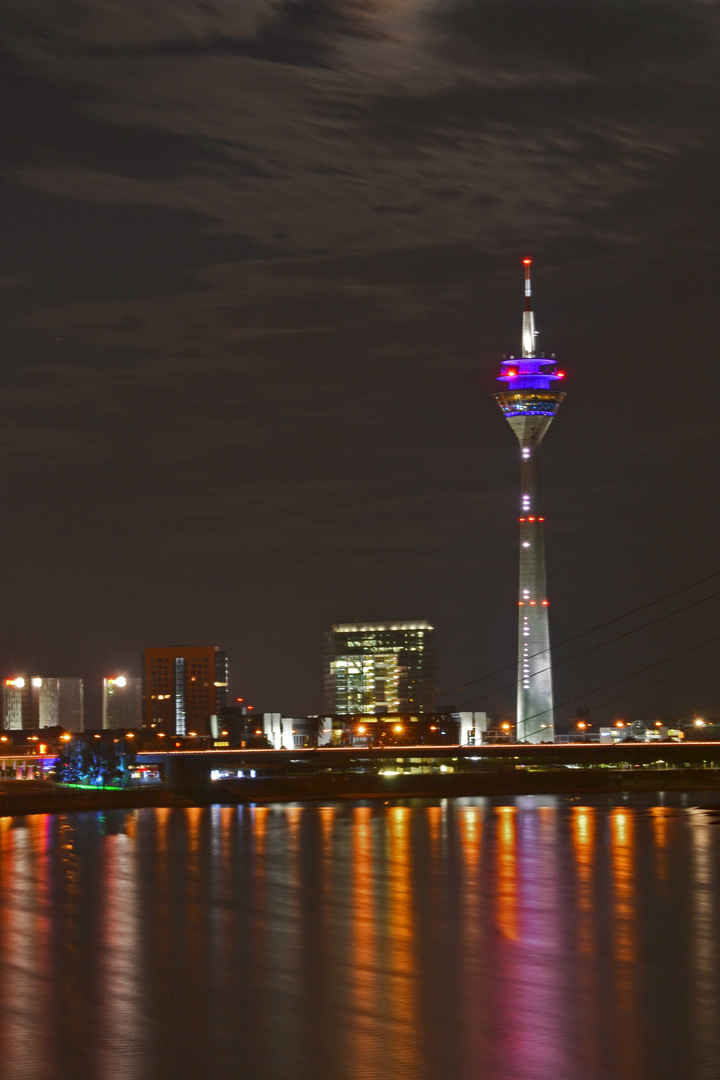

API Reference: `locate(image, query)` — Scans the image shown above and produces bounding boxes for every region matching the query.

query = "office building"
[2,676,84,732]
[58,679,84,732]
[494,260,567,742]
[103,676,142,730]
[324,622,437,715]
[143,646,228,735]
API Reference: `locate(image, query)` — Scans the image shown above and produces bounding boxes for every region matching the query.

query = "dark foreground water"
[1,797,720,1080]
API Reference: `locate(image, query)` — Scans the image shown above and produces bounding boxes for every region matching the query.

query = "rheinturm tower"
[495,259,566,743]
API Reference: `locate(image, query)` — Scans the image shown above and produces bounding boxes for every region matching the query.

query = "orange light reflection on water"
[649,806,670,886]
[610,809,640,1079]
[351,806,378,1072]
[495,806,518,941]
[387,806,420,1076]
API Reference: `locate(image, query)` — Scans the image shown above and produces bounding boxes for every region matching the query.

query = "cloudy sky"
[0,0,718,724]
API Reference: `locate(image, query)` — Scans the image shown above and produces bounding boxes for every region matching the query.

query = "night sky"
[0,1,718,726]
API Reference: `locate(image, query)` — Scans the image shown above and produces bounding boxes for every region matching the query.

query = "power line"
[427,568,720,706]
[520,644,720,741]
[445,590,720,712]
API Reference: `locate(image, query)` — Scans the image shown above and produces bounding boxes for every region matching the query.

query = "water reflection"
[351,806,379,1076]
[386,806,420,1076]
[495,806,518,941]
[0,802,719,1080]
[0,821,51,1079]
[99,828,145,1080]
[610,809,641,1079]
[690,815,720,1079]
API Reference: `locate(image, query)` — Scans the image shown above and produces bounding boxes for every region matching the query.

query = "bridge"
[138,741,720,794]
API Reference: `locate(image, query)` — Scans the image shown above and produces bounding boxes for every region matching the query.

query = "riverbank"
[2,767,720,816]
[0,782,195,817]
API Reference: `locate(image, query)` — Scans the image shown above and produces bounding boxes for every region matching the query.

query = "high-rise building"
[494,259,566,742]
[2,678,26,729]
[103,676,142,730]
[2,675,84,731]
[143,646,229,735]
[325,622,437,715]
[58,678,84,732]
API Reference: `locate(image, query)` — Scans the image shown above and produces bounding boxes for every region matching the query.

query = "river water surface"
[1,797,719,1080]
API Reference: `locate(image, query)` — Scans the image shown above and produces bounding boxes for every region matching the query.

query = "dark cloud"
[0,0,717,720]
[0,186,275,301]
[434,0,711,72]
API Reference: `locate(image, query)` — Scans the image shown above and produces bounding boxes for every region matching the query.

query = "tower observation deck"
[495,260,566,742]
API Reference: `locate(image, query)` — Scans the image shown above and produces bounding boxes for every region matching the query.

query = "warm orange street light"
[615,721,625,728]
[394,724,403,733]
[501,722,511,731]
[577,721,587,729]
[358,726,366,735]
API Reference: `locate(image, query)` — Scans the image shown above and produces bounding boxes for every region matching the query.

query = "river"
[1,796,719,1080]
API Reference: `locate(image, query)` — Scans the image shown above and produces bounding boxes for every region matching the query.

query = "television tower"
[495,259,566,742]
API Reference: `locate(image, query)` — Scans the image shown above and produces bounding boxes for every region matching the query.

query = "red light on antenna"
[542,600,549,606]
[522,258,532,265]
[556,371,565,378]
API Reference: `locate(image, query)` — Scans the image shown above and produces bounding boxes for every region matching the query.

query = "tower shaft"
[516,435,553,741]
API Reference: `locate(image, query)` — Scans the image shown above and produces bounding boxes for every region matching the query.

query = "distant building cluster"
[1,625,489,747]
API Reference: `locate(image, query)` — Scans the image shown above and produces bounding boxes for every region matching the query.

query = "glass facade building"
[103,676,142,730]
[2,676,84,732]
[324,622,437,715]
